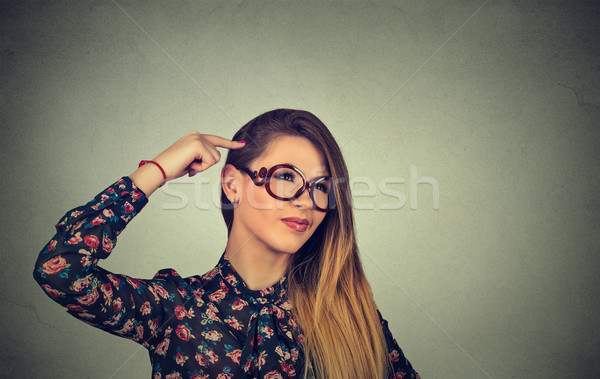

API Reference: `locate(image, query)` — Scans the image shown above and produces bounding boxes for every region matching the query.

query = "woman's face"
[233,135,330,255]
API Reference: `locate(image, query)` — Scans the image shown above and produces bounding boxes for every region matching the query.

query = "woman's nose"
[291,188,314,209]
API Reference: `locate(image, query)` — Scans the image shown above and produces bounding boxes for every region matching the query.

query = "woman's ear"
[221,164,241,204]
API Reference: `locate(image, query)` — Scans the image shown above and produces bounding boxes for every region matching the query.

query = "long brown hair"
[220,109,392,378]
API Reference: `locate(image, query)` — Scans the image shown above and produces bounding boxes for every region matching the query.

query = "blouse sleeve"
[377,309,421,379]
[32,176,194,350]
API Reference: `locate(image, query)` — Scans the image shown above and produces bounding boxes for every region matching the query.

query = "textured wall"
[2,1,599,378]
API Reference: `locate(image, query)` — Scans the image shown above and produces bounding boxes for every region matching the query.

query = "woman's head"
[220,109,352,258]
[220,109,391,378]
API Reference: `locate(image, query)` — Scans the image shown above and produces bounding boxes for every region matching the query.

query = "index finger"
[204,134,246,149]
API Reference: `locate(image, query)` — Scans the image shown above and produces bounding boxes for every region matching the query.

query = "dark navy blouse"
[33,176,419,378]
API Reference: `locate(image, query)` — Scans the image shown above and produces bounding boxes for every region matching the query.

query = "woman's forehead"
[255,135,329,175]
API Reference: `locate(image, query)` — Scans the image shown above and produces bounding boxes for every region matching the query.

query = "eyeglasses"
[235,163,334,212]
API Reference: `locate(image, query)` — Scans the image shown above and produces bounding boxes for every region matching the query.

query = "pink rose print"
[48,239,57,252]
[122,319,134,332]
[42,284,64,298]
[112,297,123,312]
[202,267,218,280]
[281,362,295,376]
[103,313,122,326]
[152,284,170,299]
[261,325,274,338]
[42,256,69,275]
[273,306,284,319]
[72,219,85,231]
[390,349,400,362]
[224,273,237,286]
[206,349,218,364]
[205,308,220,322]
[100,283,113,301]
[134,325,143,340]
[77,287,99,305]
[131,190,143,200]
[66,231,83,245]
[123,201,134,213]
[260,286,275,296]
[126,276,141,289]
[224,316,242,331]
[195,352,207,366]
[251,334,263,347]
[149,318,159,337]
[394,372,405,379]
[208,289,226,302]
[165,373,182,379]
[257,352,266,368]
[177,285,187,298]
[84,235,100,249]
[174,306,188,320]
[264,371,283,379]
[216,374,232,379]
[227,348,242,364]
[70,210,84,218]
[89,215,105,226]
[102,234,114,253]
[175,352,188,366]
[140,301,151,315]
[201,330,223,342]
[70,274,92,292]
[107,274,121,288]
[102,208,114,218]
[193,288,205,303]
[232,298,248,311]
[155,337,170,357]
[147,286,159,302]
[175,324,193,342]
[288,316,298,329]
[275,345,284,357]
[66,304,85,312]
[80,255,92,267]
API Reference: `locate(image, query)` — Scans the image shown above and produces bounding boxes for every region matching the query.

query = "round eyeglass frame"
[234,163,334,212]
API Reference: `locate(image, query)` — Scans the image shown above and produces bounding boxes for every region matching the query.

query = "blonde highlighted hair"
[221,109,392,378]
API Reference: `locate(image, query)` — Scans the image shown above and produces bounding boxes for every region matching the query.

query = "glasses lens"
[268,167,305,199]
[311,177,331,210]
[268,167,332,210]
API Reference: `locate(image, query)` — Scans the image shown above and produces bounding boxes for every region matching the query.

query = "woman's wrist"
[129,161,165,197]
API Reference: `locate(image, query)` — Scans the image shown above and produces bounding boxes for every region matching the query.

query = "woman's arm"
[33,133,244,349]
[377,309,421,379]
[32,176,194,349]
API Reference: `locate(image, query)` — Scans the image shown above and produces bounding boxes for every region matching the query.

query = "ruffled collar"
[216,251,288,306]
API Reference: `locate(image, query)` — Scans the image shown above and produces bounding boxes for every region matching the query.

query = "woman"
[33,109,419,378]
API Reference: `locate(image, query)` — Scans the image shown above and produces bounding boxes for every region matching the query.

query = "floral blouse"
[33,176,420,378]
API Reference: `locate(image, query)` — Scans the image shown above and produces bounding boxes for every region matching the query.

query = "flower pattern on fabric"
[33,176,420,378]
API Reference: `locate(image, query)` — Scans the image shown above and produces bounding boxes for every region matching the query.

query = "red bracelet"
[138,160,167,187]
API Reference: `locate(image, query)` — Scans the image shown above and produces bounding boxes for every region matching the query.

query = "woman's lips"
[281,217,309,232]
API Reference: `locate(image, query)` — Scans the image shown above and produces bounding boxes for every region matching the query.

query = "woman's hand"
[154,132,246,180]
[130,132,245,196]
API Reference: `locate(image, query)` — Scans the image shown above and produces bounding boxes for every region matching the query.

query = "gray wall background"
[1,1,599,378]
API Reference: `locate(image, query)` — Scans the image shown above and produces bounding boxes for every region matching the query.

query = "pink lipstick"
[281,217,309,232]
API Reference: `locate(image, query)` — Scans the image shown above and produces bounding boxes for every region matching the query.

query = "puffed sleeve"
[377,309,421,379]
[33,176,195,351]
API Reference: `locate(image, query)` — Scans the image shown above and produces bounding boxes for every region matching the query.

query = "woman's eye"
[275,172,295,181]
[316,182,330,193]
